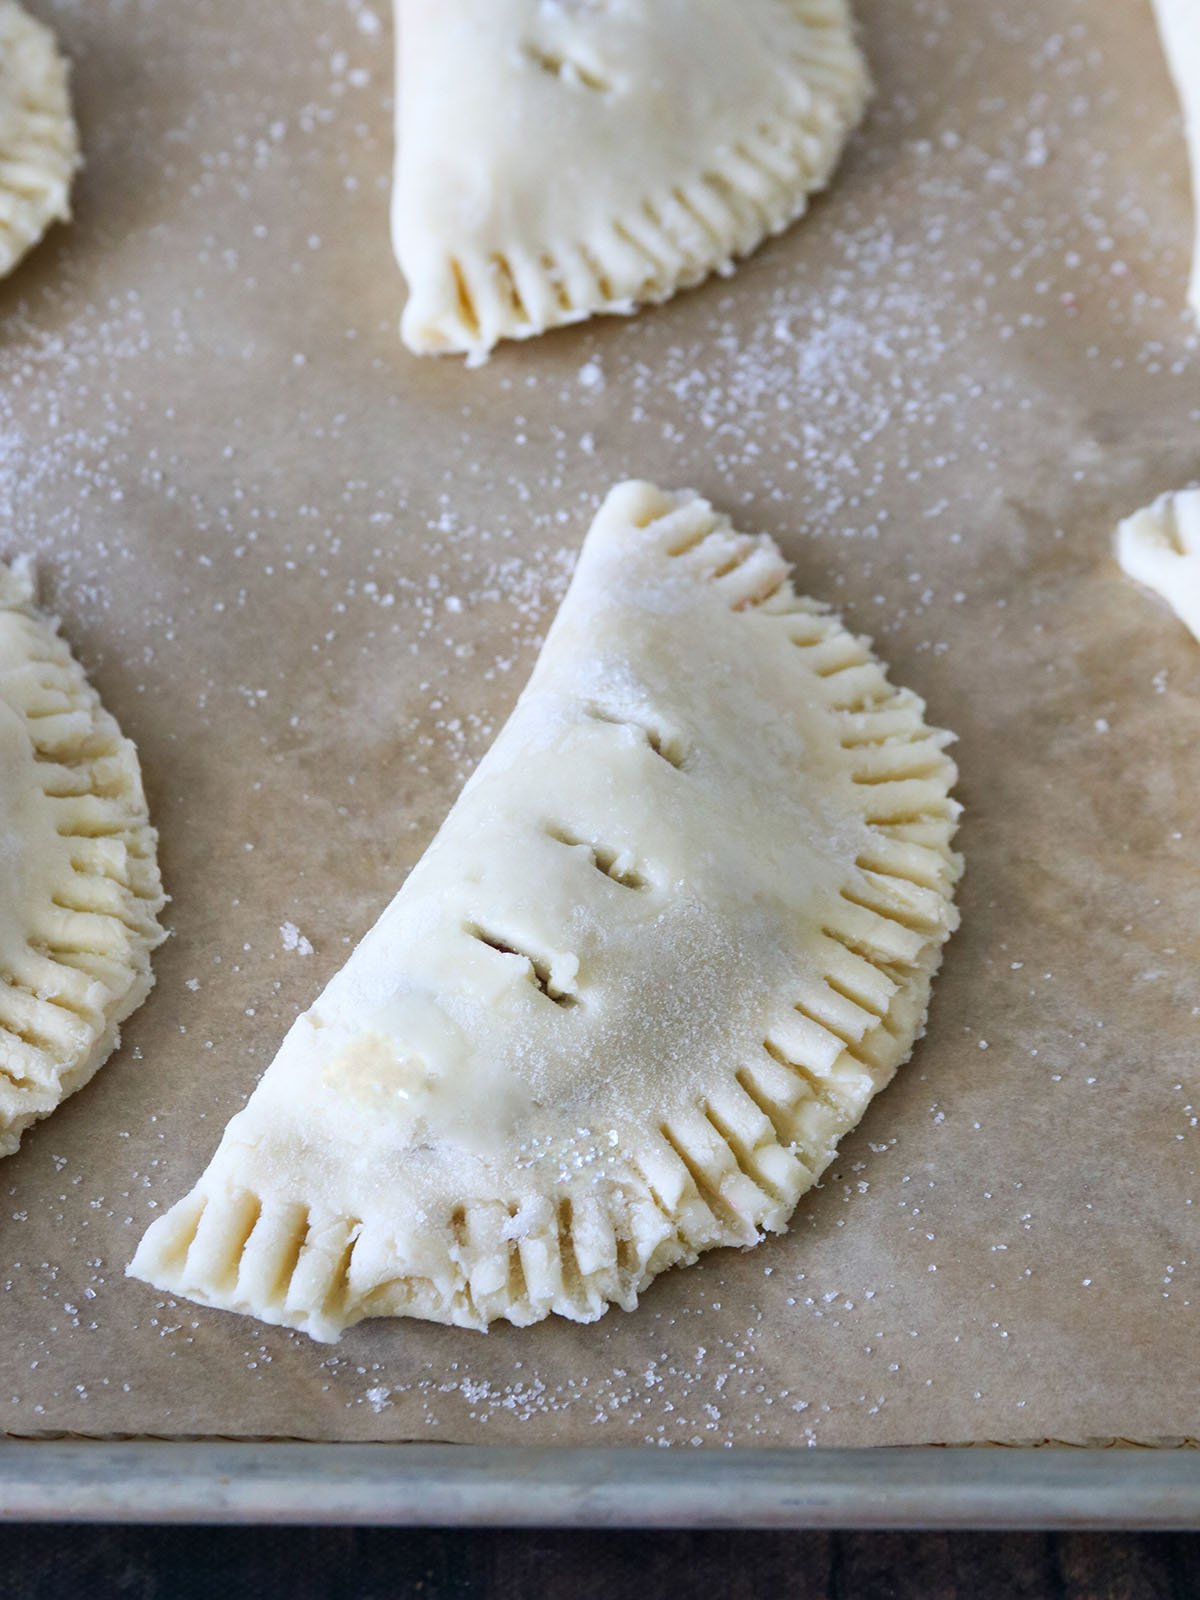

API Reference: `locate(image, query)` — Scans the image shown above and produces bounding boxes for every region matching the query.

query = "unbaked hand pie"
[0,560,165,1157]
[130,483,961,1341]
[1116,488,1200,641]
[0,0,80,280]
[391,0,870,360]
[1153,0,1200,316]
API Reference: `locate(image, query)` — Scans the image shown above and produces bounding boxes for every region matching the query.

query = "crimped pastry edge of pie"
[0,558,165,1157]
[130,482,961,1341]
[393,0,871,359]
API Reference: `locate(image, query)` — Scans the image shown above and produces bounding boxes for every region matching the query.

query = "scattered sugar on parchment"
[0,0,1193,1451]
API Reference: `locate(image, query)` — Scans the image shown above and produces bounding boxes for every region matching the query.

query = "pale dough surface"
[1115,487,1200,641]
[391,0,870,360]
[130,482,961,1343]
[0,0,79,280]
[1152,0,1200,316]
[0,559,165,1156]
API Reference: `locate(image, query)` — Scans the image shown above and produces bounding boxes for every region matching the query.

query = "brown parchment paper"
[0,0,1196,1450]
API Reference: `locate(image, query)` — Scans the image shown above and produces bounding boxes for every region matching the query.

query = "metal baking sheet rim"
[0,1441,1196,1527]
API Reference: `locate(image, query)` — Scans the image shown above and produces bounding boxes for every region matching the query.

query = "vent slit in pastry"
[128,482,959,1340]
[465,924,579,1007]
[544,824,647,892]
[519,39,613,97]
[582,701,687,768]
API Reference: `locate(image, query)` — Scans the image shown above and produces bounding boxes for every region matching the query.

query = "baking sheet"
[6,1444,1200,1527]
[0,0,1196,1449]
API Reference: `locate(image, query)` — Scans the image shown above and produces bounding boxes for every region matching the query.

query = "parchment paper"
[0,0,1196,1448]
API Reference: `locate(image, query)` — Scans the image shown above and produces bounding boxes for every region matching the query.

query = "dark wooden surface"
[0,1529,1194,1598]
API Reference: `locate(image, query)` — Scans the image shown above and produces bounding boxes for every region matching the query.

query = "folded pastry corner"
[391,0,871,360]
[130,482,961,1341]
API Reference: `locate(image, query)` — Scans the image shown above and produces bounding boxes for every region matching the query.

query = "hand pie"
[1153,0,1200,316]
[0,560,165,1157]
[130,483,961,1342]
[392,0,870,360]
[1116,488,1200,641]
[0,0,80,280]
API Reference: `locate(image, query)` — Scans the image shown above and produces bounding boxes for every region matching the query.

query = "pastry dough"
[391,0,870,360]
[1153,0,1200,316]
[0,0,80,280]
[130,482,961,1342]
[1115,487,1200,641]
[0,559,165,1156]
